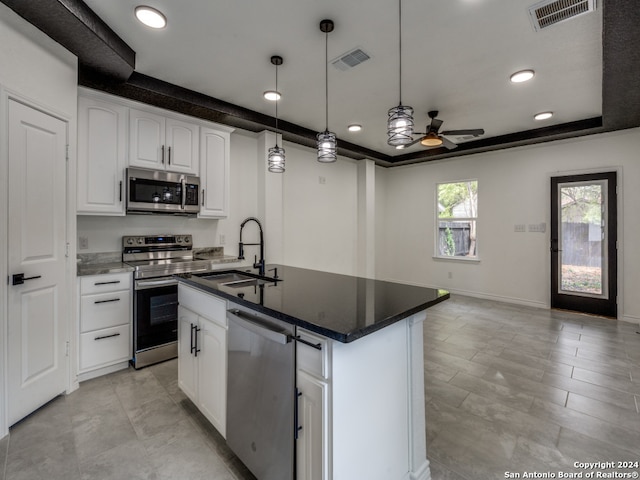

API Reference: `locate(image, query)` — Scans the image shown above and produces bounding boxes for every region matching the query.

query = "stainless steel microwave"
[126,167,200,215]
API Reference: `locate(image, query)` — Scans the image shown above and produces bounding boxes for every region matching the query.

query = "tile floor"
[1,294,639,480]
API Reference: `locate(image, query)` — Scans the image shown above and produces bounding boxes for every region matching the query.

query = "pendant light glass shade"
[317,20,337,163]
[267,55,285,173]
[268,144,285,172]
[316,130,337,163]
[387,0,414,147]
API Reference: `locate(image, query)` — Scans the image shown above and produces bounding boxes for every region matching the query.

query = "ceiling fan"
[402,110,485,150]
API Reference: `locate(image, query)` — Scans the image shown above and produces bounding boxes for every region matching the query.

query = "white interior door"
[7,99,68,426]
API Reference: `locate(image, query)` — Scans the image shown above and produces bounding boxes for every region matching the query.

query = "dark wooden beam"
[601,0,640,130]
[388,117,604,166]
[1,0,135,80]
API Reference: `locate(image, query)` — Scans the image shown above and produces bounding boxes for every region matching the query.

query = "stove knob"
[176,236,183,243]
[184,236,191,244]
[126,238,134,245]
[137,238,144,245]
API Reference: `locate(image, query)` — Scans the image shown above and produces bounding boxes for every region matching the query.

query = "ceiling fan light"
[135,6,167,29]
[387,104,414,146]
[268,145,285,173]
[317,130,337,163]
[421,133,443,147]
[510,69,535,83]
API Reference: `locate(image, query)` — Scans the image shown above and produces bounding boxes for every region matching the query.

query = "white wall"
[0,3,78,438]
[281,142,359,275]
[378,128,640,323]
[77,130,259,254]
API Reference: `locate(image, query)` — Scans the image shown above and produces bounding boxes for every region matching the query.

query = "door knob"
[12,273,41,286]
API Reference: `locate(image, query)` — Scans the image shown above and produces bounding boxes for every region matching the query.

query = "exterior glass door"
[550,172,617,318]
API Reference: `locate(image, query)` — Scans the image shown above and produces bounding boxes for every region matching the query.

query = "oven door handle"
[135,278,179,290]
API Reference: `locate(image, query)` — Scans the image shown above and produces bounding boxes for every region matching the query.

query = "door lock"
[12,273,42,285]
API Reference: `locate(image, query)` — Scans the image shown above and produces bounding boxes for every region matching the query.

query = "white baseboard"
[410,459,431,480]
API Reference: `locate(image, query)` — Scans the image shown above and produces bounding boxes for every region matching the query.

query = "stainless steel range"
[124,234,220,369]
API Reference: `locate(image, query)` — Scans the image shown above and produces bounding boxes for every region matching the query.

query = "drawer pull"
[294,336,322,351]
[94,298,121,304]
[94,333,121,341]
[94,280,121,286]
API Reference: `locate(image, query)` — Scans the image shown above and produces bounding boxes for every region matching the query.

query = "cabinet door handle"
[194,326,201,357]
[95,332,121,341]
[161,145,165,164]
[94,280,121,286]
[119,180,123,202]
[294,336,322,350]
[190,323,195,354]
[294,388,303,440]
[201,189,205,206]
[168,146,171,164]
[94,298,121,304]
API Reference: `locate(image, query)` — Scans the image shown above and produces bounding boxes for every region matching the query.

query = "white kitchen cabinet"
[178,284,227,437]
[78,272,132,381]
[129,108,199,174]
[77,94,127,215]
[296,327,332,480]
[199,126,233,218]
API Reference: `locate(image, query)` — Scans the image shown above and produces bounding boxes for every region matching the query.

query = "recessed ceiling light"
[347,124,362,132]
[534,111,553,121]
[135,6,167,29]
[263,91,281,101]
[510,69,535,83]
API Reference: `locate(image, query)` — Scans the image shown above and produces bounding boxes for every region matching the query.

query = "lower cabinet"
[296,328,331,480]
[177,284,227,437]
[78,272,132,381]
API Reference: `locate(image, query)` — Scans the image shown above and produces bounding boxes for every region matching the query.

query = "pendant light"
[317,19,337,163]
[387,0,414,147]
[267,55,285,173]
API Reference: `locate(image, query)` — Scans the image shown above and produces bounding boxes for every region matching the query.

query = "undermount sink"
[199,271,279,287]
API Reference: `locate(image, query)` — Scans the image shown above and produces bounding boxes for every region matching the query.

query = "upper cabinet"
[77,95,128,215]
[129,108,199,174]
[77,88,233,217]
[199,127,232,218]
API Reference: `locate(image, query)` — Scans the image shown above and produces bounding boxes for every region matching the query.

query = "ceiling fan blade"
[399,137,425,148]
[441,137,458,150]
[428,118,443,133]
[441,129,485,137]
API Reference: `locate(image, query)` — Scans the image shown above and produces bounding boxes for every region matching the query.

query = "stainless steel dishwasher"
[226,303,295,480]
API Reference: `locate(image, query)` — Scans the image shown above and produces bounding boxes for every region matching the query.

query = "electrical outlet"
[219,234,226,245]
[78,236,89,250]
[448,271,453,279]
[319,176,326,185]
[528,223,547,233]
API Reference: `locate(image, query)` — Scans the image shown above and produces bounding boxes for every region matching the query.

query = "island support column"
[408,311,431,480]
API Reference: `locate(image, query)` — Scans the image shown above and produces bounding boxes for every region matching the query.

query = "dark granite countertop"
[176,264,449,343]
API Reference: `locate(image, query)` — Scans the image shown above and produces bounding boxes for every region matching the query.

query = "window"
[436,180,478,258]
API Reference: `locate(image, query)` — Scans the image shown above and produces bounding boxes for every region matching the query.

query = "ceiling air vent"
[331,48,370,71]
[528,0,596,31]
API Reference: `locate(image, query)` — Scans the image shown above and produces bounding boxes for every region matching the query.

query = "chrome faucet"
[238,217,265,276]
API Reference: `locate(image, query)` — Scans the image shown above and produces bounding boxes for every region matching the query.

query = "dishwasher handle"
[227,309,291,345]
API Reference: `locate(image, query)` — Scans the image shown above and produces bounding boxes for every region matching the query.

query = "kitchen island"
[176,265,449,480]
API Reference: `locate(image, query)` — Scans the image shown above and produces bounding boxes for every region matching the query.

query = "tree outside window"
[436,180,478,258]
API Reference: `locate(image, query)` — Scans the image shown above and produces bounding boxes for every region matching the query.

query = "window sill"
[432,255,481,264]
